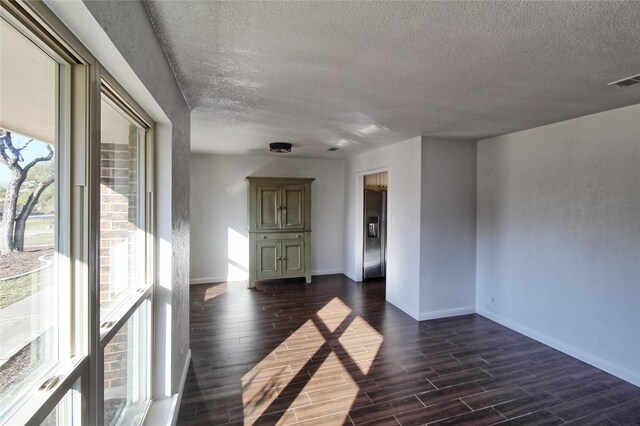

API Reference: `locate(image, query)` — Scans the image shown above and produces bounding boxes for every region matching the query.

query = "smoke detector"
[269,142,292,153]
[608,74,640,88]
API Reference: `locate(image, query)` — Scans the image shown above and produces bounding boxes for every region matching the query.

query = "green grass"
[24,233,54,247]
[24,216,54,233]
[0,265,52,310]
[24,216,54,248]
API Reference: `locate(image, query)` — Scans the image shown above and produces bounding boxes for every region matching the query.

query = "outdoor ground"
[0,248,53,309]
[0,215,55,412]
[0,215,54,306]
[0,247,51,279]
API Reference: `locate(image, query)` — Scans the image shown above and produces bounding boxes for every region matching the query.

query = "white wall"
[190,154,346,283]
[420,138,477,320]
[345,137,422,319]
[477,104,640,386]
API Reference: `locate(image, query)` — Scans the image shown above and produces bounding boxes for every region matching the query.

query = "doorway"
[363,172,387,279]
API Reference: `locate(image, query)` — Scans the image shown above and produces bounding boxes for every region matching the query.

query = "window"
[0,3,155,424]
[103,301,150,425]
[98,89,152,425]
[99,94,146,320]
[40,381,80,426]
[0,14,64,421]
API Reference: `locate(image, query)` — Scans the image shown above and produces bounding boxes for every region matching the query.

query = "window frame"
[0,2,156,424]
[0,5,85,424]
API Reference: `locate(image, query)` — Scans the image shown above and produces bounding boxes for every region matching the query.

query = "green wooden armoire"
[246,177,314,288]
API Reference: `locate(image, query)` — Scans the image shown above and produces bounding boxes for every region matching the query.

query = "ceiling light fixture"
[269,142,292,153]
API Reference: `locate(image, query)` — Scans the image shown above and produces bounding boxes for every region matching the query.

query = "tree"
[19,162,55,214]
[0,129,54,254]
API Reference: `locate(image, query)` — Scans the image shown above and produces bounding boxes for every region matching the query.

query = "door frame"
[355,167,389,282]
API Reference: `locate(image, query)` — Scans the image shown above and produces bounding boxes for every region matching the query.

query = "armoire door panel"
[282,185,304,229]
[256,185,279,230]
[257,241,279,277]
[282,240,304,274]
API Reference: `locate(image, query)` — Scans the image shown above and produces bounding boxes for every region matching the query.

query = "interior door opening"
[363,172,387,280]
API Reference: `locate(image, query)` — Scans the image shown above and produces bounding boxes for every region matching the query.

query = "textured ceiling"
[144,1,640,158]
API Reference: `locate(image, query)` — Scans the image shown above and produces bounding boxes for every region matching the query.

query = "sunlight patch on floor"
[316,297,351,332]
[240,319,323,424]
[338,316,383,375]
[239,297,384,425]
[292,355,356,424]
[203,283,228,302]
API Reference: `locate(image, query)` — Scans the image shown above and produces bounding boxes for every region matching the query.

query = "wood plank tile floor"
[177,275,640,426]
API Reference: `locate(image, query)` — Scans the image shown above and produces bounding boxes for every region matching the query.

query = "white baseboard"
[311,269,344,276]
[145,349,192,426]
[343,270,358,282]
[477,308,640,387]
[419,306,476,321]
[386,299,420,320]
[190,276,226,285]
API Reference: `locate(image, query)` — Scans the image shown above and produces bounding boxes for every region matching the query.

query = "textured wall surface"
[345,137,422,318]
[420,138,477,319]
[477,104,640,385]
[169,115,191,395]
[190,154,346,283]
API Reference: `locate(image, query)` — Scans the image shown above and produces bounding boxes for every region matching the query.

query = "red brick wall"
[100,126,138,393]
[103,321,128,399]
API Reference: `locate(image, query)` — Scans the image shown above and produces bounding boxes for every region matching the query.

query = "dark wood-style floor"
[178,275,640,425]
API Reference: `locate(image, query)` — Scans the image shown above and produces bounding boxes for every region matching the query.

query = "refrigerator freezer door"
[363,190,386,279]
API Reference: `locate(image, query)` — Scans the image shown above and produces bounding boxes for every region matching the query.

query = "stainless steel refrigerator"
[363,190,387,279]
